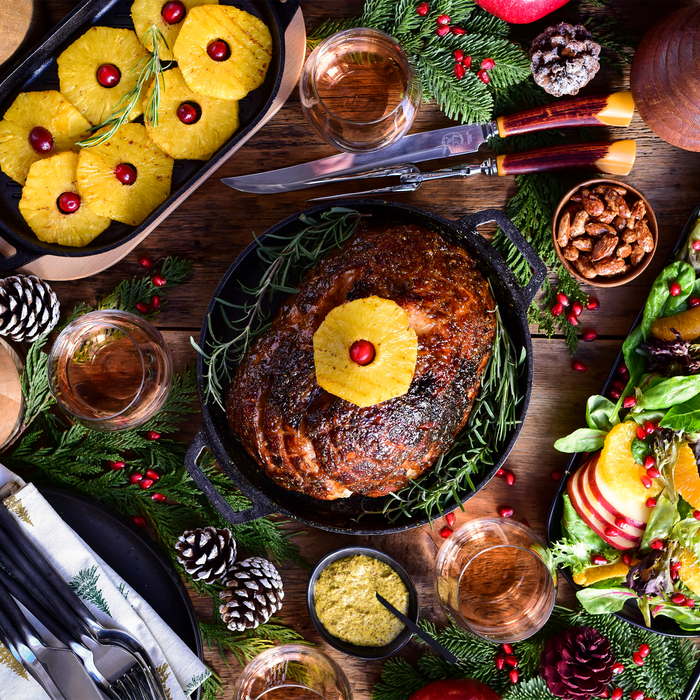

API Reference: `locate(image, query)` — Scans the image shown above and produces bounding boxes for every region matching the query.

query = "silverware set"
[0,502,167,700]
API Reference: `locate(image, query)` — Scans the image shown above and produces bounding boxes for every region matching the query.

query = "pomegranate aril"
[501,643,513,654]
[454,49,464,61]
[505,655,518,668]
[591,553,607,565]
[631,692,644,700]
[111,460,126,471]
[498,506,513,518]
[350,340,375,365]
[57,192,81,214]
[150,295,161,311]
[416,1,429,15]
[446,511,456,526]
[615,516,628,529]
[566,312,578,326]
[611,689,623,700]
[646,467,660,479]
[644,421,655,435]
[439,526,452,538]
[132,515,146,527]
[135,302,148,314]
[687,598,696,608]
[139,478,155,490]
[650,539,664,550]
[477,69,490,84]
[572,300,584,316]
[450,26,466,34]
[689,297,700,308]
[671,560,682,572]
[556,292,569,306]
[600,691,609,698]
[551,302,564,317]
[632,652,644,666]
[151,493,166,502]
[612,662,624,674]
[463,56,472,69]
[454,63,466,79]
[670,280,682,296]
[672,592,687,604]
[129,472,144,484]
[572,360,586,372]
[694,240,700,251]
[146,469,160,481]
[582,329,597,342]
[609,390,621,401]
[436,25,450,36]
[496,468,505,477]
[636,425,647,440]
[97,64,121,87]
[621,553,632,565]
[28,126,53,154]
[671,569,679,581]
[495,653,505,670]
[604,525,617,537]
[613,380,627,393]
[115,162,137,185]
[505,470,515,486]
[646,498,657,508]
[641,475,653,489]
[638,643,650,658]
[146,431,161,440]
[617,363,629,378]
[139,256,153,268]
[509,669,519,684]
[551,470,562,481]
[177,102,199,124]
[586,297,600,310]
[694,510,700,520]
[152,275,167,287]
[207,40,230,61]
[436,13,450,24]
[481,57,495,70]
[161,0,185,23]
[623,396,637,408]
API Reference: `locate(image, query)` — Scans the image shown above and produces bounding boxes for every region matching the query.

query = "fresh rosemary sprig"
[192,207,364,410]
[77,25,167,148]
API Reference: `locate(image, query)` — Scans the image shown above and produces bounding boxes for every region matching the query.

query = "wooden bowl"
[552,179,658,288]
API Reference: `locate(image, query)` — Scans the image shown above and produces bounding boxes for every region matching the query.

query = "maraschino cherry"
[97,64,121,88]
[28,126,53,154]
[176,102,200,124]
[350,340,375,366]
[115,163,137,185]
[161,0,185,24]
[207,40,230,61]
[57,192,81,214]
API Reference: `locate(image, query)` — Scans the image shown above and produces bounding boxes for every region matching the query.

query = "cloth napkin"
[0,464,210,700]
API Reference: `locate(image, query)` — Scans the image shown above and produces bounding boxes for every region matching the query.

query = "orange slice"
[673,444,700,508]
[650,306,700,341]
[573,559,631,586]
[679,548,700,597]
[597,422,663,504]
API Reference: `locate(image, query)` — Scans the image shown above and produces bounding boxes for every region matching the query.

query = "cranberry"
[161,0,185,24]
[350,339,375,365]
[97,64,121,88]
[176,102,200,124]
[207,40,230,61]
[115,163,137,185]
[57,192,81,214]
[28,126,53,154]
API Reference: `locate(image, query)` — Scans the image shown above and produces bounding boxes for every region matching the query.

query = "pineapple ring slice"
[313,296,418,408]
[173,5,272,101]
[131,0,219,62]
[19,152,111,247]
[144,67,239,160]
[0,91,90,185]
[77,123,173,226]
[57,27,150,126]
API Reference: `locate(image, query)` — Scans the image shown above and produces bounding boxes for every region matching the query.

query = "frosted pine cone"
[0,275,59,343]
[175,526,237,584]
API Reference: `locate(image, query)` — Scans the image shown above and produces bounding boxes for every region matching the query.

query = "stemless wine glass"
[233,645,353,700]
[435,518,556,643]
[48,310,172,431]
[300,28,421,152]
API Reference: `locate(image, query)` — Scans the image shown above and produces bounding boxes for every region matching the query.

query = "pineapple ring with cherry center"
[57,26,150,126]
[143,67,239,160]
[0,91,90,185]
[19,151,111,247]
[130,0,219,62]
[173,4,272,101]
[313,296,418,408]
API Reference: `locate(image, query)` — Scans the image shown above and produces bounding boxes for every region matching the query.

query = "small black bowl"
[307,546,419,660]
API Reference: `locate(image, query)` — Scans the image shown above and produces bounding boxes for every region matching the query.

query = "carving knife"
[222,91,635,194]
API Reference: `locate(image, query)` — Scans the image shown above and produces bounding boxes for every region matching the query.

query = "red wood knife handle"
[496,91,635,137]
[495,140,637,177]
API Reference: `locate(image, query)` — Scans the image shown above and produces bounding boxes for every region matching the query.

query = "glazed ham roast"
[227,222,496,500]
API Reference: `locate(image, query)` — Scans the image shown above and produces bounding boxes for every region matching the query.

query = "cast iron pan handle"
[456,208,547,307]
[0,244,38,272]
[274,0,302,30]
[185,431,275,525]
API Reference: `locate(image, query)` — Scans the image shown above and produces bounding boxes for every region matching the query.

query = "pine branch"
[372,658,426,700]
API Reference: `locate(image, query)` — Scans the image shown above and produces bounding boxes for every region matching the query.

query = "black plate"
[546,200,700,637]
[39,486,204,692]
[0,0,299,269]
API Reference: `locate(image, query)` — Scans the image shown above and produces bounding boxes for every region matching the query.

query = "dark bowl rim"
[306,546,419,659]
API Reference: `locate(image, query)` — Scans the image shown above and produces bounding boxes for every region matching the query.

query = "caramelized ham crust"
[227,223,496,500]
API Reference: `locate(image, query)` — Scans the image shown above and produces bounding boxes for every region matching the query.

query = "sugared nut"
[570,210,589,237]
[585,222,616,237]
[591,234,619,261]
[562,243,579,261]
[573,236,594,252]
[613,215,628,232]
[629,199,645,223]
[594,257,628,276]
[581,189,605,217]
[617,242,632,258]
[574,256,597,279]
[636,219,654,253]
[598,209,616,224]
[630,242,645,266]
[558,211,570,247]
[594,184,627,196]
[622,228,637,243]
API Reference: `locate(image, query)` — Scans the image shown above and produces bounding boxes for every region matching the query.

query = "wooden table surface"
[8,0,700,697]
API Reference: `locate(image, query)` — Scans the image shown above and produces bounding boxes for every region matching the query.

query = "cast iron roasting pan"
[0,0,300,270]
[185,200,547,535]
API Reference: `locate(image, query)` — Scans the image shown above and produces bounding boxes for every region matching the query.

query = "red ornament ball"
[409,678,501,700]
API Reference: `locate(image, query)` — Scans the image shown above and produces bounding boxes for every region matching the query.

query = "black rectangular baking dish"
[0,0,300,270]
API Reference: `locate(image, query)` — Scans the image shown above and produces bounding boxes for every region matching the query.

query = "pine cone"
[541,627,615,700]
[530,23,601,97]
[219,556,284,631]
[0,275,60,343]
[175,526,237,584]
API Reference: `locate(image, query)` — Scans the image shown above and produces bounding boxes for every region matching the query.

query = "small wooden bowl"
[552,179,658,288]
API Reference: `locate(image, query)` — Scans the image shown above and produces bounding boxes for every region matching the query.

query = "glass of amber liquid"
[233,645,353,700]
[435,518,555,643]
[300,28,421,152]
[48,310,172,431]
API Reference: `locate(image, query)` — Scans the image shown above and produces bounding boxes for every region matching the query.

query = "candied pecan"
[570,193,583,202]
[622,227,637,243]
[574,256,597,279]
[585,222,616,237]
[591,234,619,261]
[562,243,579,261]
[581,189,605,217]
[594,184,627,196]
[570,210,589,237]
[573,236,594,251]
[598,209,616,224]
[636,219,654,253]
[594,257,627,276]
[630,243,645,266]
[557,211,570,247]
[629,199,646,223]
[613,215,628,232]
[616,242,632,258]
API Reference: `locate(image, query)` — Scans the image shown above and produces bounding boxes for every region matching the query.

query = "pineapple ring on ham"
[0,91,90,185]
[173,4,272,101]
[19,152,110,247]
[58,27,150,126]
[144,68,239,160]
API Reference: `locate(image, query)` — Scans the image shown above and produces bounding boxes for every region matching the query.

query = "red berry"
[551,470,562,481]
[505,470,515,486]
[502,644,513,655]
[612,662,624,674]
[643,455,656,469]
[646,497,657,508]
[496,468,505,477]
[623,396,637,409]
[689,297,700,308]
[28,126,53,154]
[672,593,687,605]
[556,292,569,306]
[132,515,146,527]
[615,516,628,529]
[436,25,450,36]
[150,295,161,311]
[481,57,495,70]
[650,539,664,550]
[612,381,626,393]
[145,469,160,481]
[646,467,660,479]
[97,64,121,87]
[151,493,166,502]
[520,519,530,527]
[139,478,155,490]
[694,510,700,520]
[670,281,682,296]
[463,56,472,69]
[609,390,621,401]
[446,511,456,526]
[57,192,81,214]
[586,297,600,310]
[207,40,230,61]
[110,460,126,471]
[572,300,583,316]
[454,49,464,61]
[152,275,167,287]
[505,655,518,668]
[631,692,644,700]
[454,63,466,79]
[617,365,629,379]
[672,569,679,581]
[551,302,564,317]
[115,163,137,185]
[638,643,650,658]
[498,506,513,518]
[582,329,597,342]
[644,421,655,435]
[436,13,450,24]
[477,69,490,84]
[509,669,519,684]
[600,691,609,699]
[671,560,682,572]
[604,525,616,537]
[611,689,623,700]
[495,653,505,670]
[139,257,153,268]
[636,425,647,440]
[641,475,653,489]
[161,0,185,23]
[572,360,586,372]
[135,302,149,314]
[566,312,579,326]
[416,1,429,15]
[687,598,696,608]
[129,472,144,484]
[350,339,375,365]
[591,553,608,565]
[146,431,161,440]
[450,26,466,34]
[621,553,632,565]
[632,652,644,666]
[694,240,700,251]
[176,102,199,124]
[439,526,453,538]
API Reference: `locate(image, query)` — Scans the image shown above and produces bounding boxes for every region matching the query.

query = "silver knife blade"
[222,122,496,194]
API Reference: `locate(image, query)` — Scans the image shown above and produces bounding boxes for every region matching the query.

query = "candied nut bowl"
[552,178,657,288]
